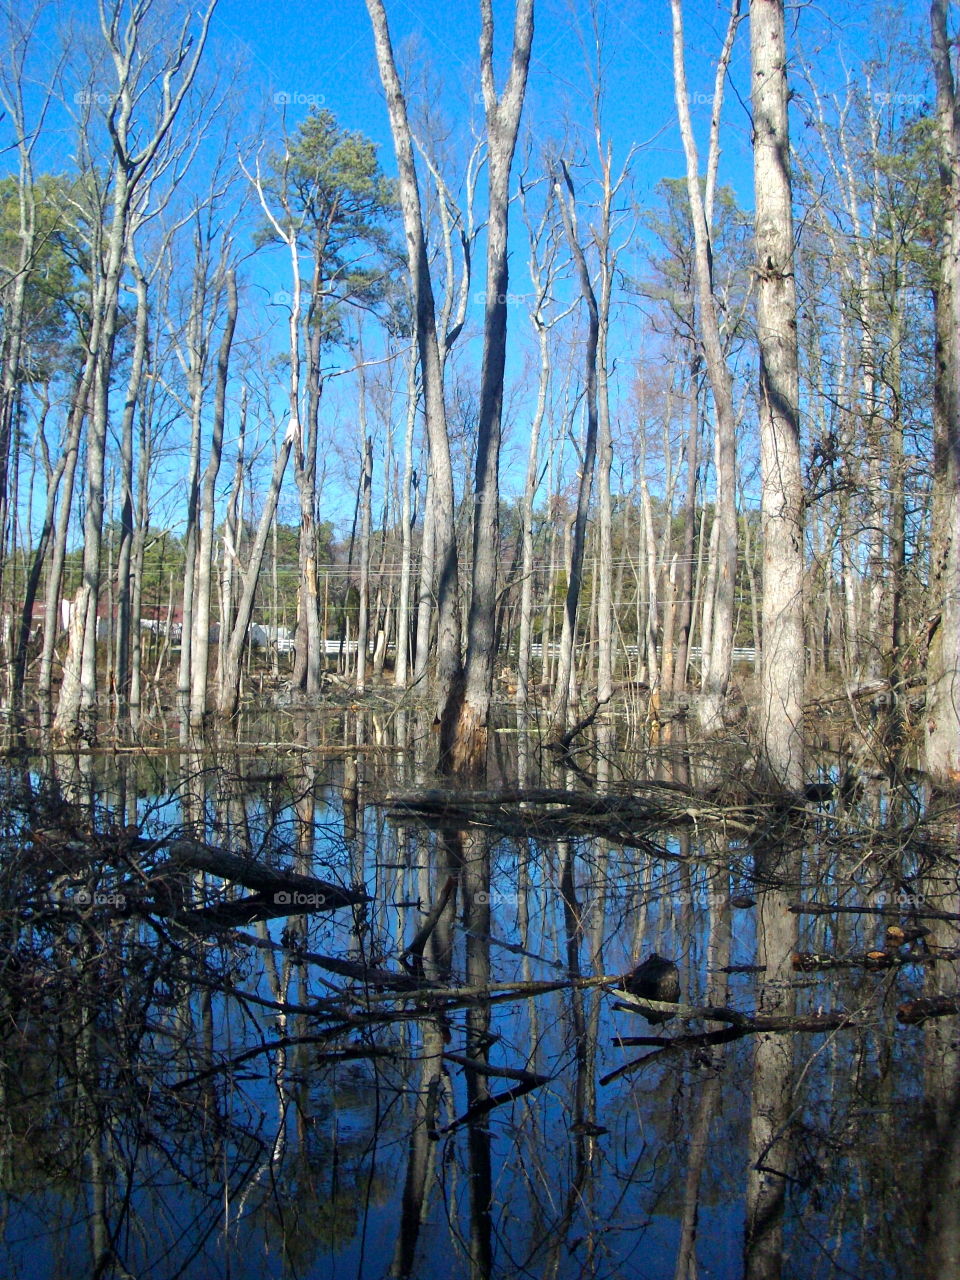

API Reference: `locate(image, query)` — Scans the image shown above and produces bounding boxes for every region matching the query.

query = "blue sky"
[179,0,940,521]
[7,0,941,536]
[195,0,769,515]
[212,0,758,207]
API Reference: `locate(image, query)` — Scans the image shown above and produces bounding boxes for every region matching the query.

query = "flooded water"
[0,711,957,1279]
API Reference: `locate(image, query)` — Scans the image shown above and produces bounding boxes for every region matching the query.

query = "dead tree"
[446,0,535,775]
[751,0,804,788]
[669,0,742,734]
[925,0,960,785]
[365,0,464,730]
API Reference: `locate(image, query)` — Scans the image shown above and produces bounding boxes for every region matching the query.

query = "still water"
[0,711,956,1279]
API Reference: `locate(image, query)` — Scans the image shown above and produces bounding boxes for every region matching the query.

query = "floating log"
[165,839,367,910]
[792,950,900,971]
[603,1009,873,1084]
[387,783,760,847]
[896,996,960,1024]
[790,902,960,921]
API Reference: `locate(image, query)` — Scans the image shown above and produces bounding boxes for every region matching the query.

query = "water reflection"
[0,711,956,1278]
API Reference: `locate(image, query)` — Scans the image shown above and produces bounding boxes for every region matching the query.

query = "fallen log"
[896,996,960,1024]
[165,839,367,910]
[441,1051,553,1084]
[610,988,752,1025]
[790,902,960,921]
[602,1008,872,1084]
[791,951,902,971]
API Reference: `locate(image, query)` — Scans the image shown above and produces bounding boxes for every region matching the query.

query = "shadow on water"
[0,708,957,1279]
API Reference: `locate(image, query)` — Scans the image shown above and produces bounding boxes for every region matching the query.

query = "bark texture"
[926,0,960,786]
[366,0,463,734]
[751,0,805,789]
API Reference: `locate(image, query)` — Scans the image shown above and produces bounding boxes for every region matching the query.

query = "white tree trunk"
[670,0,741,734]
[189,268,237,723]
[452,0,535,774]
[752,0,805,788]
[394,348,418,687]
[926,0,960,785]
[366,0,463,729]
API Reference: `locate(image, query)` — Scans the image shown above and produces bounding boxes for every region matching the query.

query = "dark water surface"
[0,711,957,1279]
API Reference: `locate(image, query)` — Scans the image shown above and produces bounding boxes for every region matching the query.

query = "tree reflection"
[0,715,956,1277]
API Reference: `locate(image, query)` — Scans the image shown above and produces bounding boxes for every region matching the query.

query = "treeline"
[0,0,956,785]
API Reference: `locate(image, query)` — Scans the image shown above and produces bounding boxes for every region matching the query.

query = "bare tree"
[550,160,600,736]
[744,2,804,1270]
[670,0,742,733]
[113,260,150,720]
[751,0,804,788]
[366,0,464,731]
[925,0,960,785]
[448,0,535,775]
[516,178,569,708]
[393,338,419,688]
[188,266,237,724]
[53,0,216,738]
[217,417,296,718]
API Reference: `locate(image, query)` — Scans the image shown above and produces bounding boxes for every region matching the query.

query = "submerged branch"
[603,1009,873,1084]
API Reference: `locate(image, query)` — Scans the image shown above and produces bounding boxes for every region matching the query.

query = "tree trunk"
[176,261,207,716]
[128,399,151,719]
[926,0,960,785]
[670,0,741,734]
[550,163,600,737]
[114,267,149,721]
[189,268,237,724]
[446,0,534,775]
[517,305,550,708]
[366,0,463,733]
[14,392,68,713]
[356,435,373,693]
[751,0,804,788]
[673,358,700,693]
[54,182,131,739]
[218,426,295,718]
[394,348,418,687]
[217,388,245,705]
